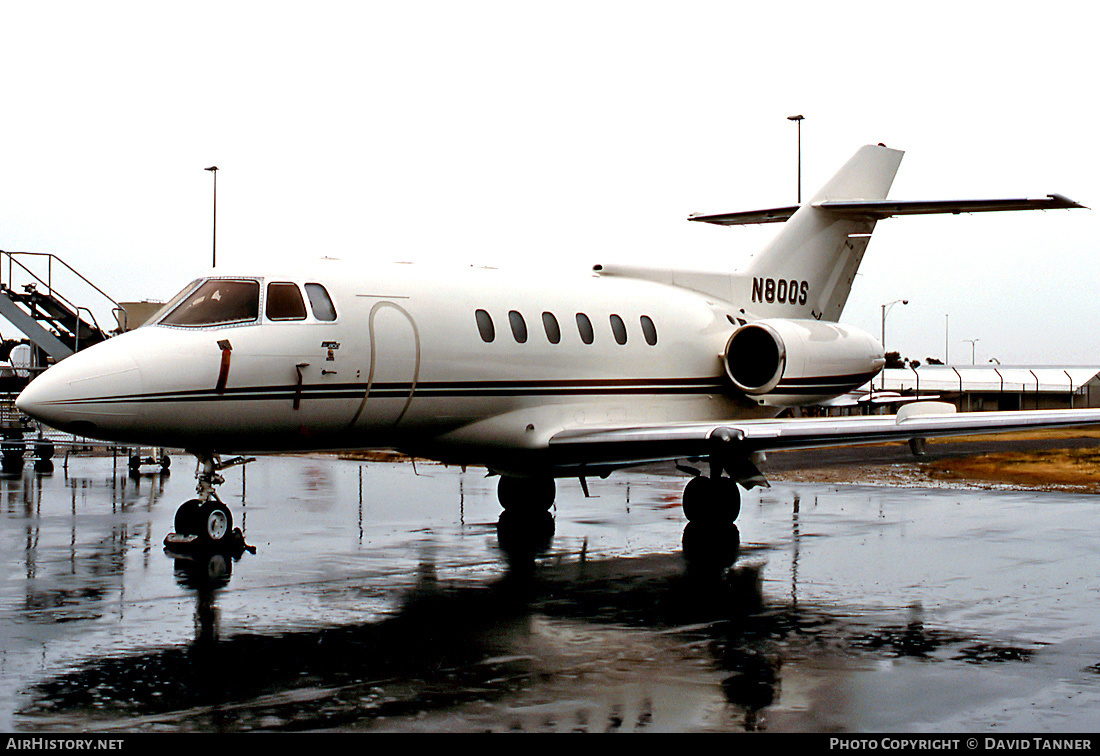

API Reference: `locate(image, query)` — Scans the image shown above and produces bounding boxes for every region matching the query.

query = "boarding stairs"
[0,250,125,361]
[0,251,137,466]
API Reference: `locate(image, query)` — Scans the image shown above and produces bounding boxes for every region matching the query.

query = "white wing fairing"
[13,143,1097,547]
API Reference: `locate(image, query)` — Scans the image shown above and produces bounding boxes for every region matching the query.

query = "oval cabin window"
[576,313,594,345]
[509,310,528,343]
[542,312,561,344]
[610,314,627,345]
[475,309,495,342]
[640,315,658,346]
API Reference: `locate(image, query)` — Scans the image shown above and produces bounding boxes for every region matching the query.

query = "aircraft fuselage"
[17,261,780,474]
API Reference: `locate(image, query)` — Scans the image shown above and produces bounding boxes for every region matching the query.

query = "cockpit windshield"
[159,279,260,327]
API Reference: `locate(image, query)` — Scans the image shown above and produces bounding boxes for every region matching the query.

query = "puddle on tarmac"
[2,453,1099,732]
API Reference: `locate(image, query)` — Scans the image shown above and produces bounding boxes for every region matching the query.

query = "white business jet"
[15,144,1099,547]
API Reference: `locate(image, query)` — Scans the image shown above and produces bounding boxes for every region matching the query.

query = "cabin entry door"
[350,300,419,429]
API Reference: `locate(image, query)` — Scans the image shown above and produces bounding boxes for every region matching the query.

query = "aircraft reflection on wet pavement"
[5,454,1099,733]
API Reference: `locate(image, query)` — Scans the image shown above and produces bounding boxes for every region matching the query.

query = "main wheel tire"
[714,476,741,523]
[682,476,713,523]
[682,476,741,524]
[497,476,556,512]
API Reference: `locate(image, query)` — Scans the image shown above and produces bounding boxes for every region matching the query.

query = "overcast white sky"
[2,1,1097,364]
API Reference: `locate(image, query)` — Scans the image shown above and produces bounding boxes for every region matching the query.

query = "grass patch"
[925,447,1100,490]
[927,428,1100,444]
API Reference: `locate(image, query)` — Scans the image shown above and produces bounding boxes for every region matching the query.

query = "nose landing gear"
[164,453,254,554]
[173,498,235,544]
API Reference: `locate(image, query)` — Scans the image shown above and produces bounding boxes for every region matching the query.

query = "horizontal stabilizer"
[689,193,1086,226]
[689,205,801,225]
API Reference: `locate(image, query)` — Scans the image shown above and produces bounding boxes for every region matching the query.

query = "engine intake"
[723,319,884,406]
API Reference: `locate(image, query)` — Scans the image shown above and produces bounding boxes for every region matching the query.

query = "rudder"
[743,144,904,321]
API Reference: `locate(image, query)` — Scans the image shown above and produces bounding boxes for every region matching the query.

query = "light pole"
[205,166,218,267]
[787,115,804,204]
[964,338,980,365]
[945,314,949,364]
[880,298,908,388]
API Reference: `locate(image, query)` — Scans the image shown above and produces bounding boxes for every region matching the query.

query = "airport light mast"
[880,298,908,388]
[205,166,218,267]
[964,338,980,365]
[787,114,805,203]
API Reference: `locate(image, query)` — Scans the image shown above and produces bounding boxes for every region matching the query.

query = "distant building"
[118,301,165,331]
[828,366,1100,414]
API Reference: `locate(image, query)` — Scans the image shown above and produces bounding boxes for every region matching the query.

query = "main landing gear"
[493,463,747,525]
[681,473,741,525]
[679,457,749,572]
[495,475,556,564]
[165,453,254,554]
[679,429,767,525]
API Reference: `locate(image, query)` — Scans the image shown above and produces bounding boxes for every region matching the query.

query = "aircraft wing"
[548,404,1100,471]
[688,194,1085,226]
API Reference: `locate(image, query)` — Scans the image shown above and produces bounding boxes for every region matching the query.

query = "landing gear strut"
[166,453,254,553]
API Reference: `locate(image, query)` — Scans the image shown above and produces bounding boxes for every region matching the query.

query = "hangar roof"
[872,366,1100,394]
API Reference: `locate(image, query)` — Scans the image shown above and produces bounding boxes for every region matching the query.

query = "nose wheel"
[174,498,234,543]
[165,453,254,553]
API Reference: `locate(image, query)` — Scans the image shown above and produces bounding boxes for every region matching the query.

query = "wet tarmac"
[2,451,1099,733]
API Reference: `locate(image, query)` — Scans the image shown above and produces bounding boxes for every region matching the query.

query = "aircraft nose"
[16,339,143,439]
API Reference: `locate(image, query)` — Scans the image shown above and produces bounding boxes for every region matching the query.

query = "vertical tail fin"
[744,144,904,321]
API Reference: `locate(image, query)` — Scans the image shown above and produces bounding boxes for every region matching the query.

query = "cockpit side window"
[145,279,202,327]
[267,282,308,321]
[159,279,260,327]
[305,283,338,321]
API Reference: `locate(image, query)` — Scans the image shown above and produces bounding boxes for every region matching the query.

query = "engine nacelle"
[723,319,885,406]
